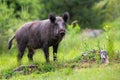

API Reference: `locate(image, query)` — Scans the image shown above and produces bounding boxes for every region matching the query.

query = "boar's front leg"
[42,44,50,63]
[53,44,59,61]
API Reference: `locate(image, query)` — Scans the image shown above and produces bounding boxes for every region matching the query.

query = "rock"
[13,65,39,73]
[80,49,109,65]
[81,29,104,38]
[100,50,109,65]
[80,49,100,63]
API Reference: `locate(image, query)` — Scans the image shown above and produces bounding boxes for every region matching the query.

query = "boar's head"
[49,12,70,38]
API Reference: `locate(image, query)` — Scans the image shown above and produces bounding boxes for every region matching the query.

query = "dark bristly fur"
[8,12,69,64]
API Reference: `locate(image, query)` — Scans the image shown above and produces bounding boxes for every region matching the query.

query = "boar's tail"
[8,35,15,49]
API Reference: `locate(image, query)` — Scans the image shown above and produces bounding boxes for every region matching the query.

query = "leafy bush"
[0,2,15,54]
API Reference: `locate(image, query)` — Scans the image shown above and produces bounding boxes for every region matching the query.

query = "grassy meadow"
[0,17,120,80]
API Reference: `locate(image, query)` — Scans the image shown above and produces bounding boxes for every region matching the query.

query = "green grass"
[6,64,120,80]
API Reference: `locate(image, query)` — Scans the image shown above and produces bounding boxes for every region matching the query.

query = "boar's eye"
[63,22,66,26]
[63,22,65,25]
[55,23,58,26]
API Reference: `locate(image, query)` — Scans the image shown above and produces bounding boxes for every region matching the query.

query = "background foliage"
[0,0,120,54]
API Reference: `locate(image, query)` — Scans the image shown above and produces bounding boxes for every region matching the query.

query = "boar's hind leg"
[42,45,50,63]
[17,43,27,65]
[53,44,59,61]
[28,48,34,62]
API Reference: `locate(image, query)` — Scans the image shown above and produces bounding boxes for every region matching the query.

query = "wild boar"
[8,12,69,64]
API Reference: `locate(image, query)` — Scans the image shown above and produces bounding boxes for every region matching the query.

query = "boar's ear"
[49,13,56,23]
[63,12,70,23]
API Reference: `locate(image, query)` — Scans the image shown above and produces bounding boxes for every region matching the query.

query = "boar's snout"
[59,29,66,37]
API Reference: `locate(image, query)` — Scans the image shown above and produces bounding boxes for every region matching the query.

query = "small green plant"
[63,68,72,75]
[41,63,55,72]
[67,23,80,34]
[1,70,13,79]
[104,24,115,60]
